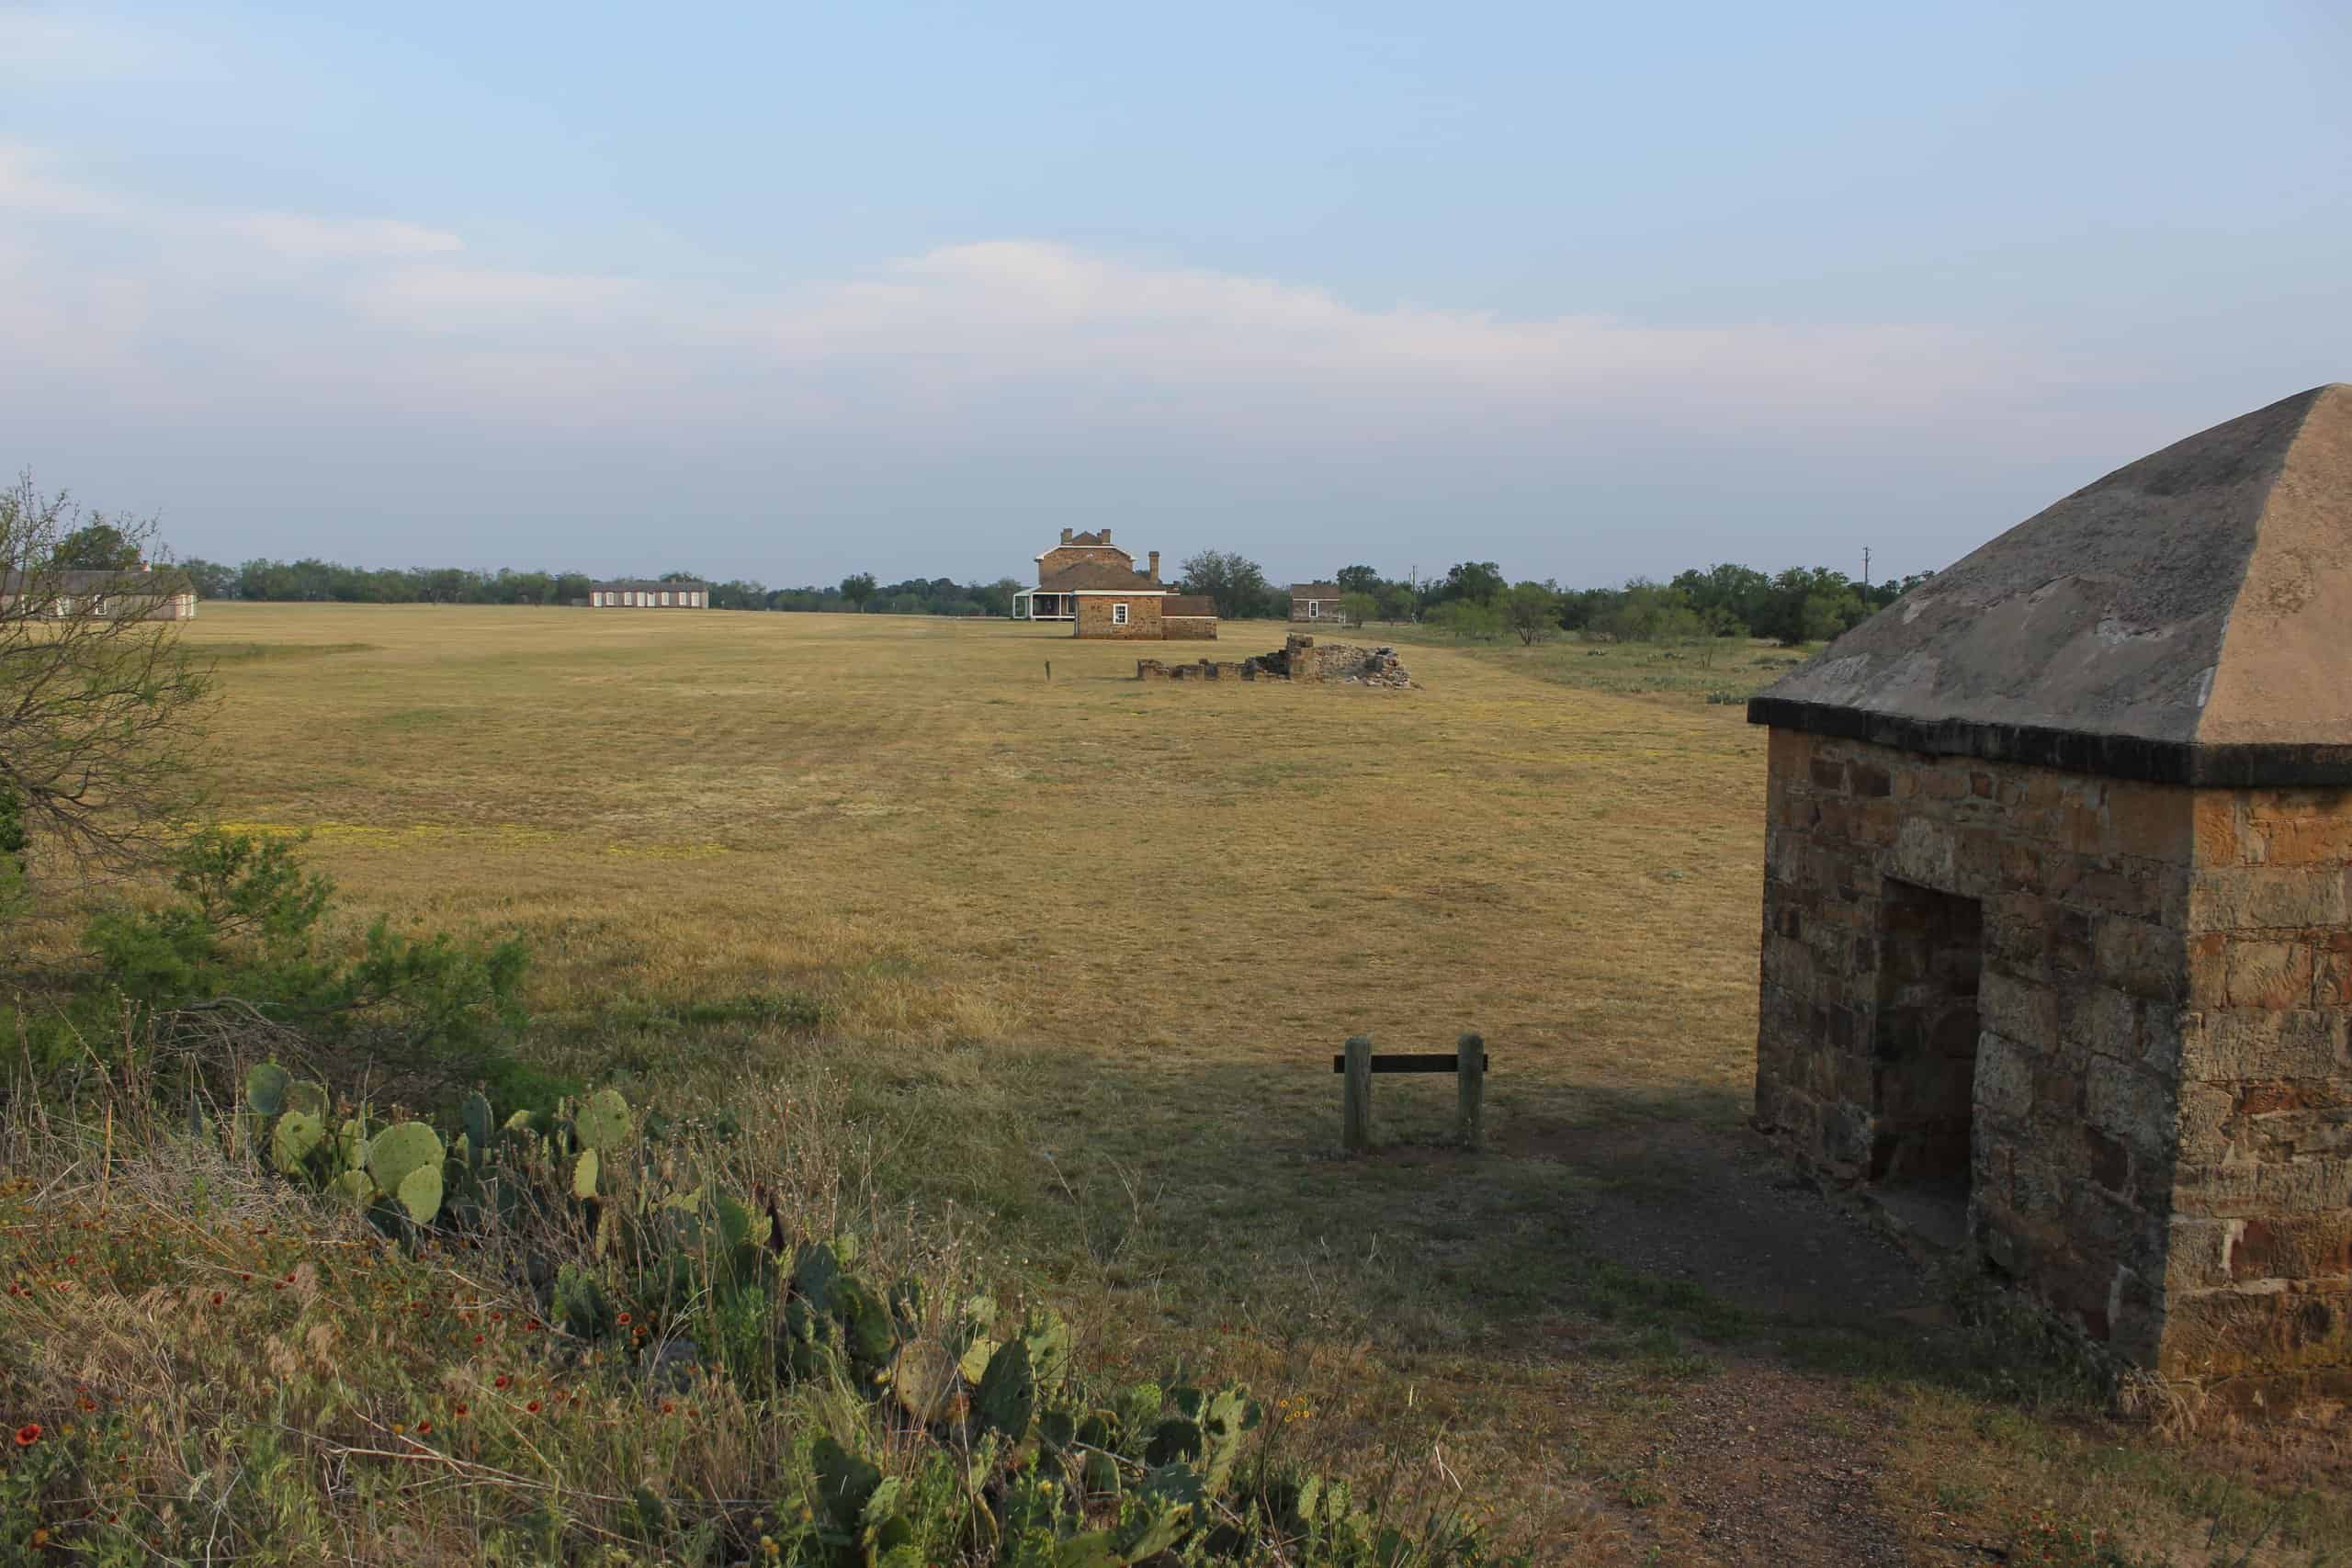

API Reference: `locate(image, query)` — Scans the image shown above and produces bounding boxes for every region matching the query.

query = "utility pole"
[1862,547,1871,592]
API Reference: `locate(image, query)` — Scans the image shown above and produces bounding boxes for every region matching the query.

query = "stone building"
[1011,530,1215,640]
[589,579,708,608]
[1748,384,2352,1406]
[1290,582,1346,624]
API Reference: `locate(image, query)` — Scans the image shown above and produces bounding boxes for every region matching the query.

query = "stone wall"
[1137,635,1416,687]
[1759,729,2352,1399]
[1759,729,2190,1366]
[2170,788,2352,1400]
[1074,595,1163,639]
[1162,615,1218,641]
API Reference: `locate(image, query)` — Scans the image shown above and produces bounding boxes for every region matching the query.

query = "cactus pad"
[574,1088,631,1151]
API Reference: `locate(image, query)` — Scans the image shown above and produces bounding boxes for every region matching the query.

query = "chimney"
[1148,550,1160,581]
[1100,528,1112,545]
[1060,527,1073,545]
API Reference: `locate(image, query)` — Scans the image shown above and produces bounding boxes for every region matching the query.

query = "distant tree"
[1429,599,1503,641]
[1176,549,1273,620]
[1501,581,1561,645]
[1,473,214,872]
[1339,590,1380,628]
[839,573,877,612]
[660,570,702,582]
[555,572,593,604]
[709,579,766,610]
[52,517,144,570]
[1441,560,1506,605]
[179,558,238,601]
[1377,583,1417,625]
[1335,564,1384,596]
[1594,580,1702,643]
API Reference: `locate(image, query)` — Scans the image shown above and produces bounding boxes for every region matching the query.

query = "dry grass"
[12,602,2344,1565]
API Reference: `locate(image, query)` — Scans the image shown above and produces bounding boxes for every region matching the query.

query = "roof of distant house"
[1039,561,1160,592]
[591,579,709,592]
[1753,383,2352,785]
[1,566,191,594]
[1291,582,1343,599]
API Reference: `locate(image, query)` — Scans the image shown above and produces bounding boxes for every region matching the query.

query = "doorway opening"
[1870,880,1984,1248]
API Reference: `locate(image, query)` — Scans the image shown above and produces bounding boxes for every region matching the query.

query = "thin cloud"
[0,143,123,217]
[228,213,465,263]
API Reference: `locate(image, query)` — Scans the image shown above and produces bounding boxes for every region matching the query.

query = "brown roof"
[1064,529,1114,547]
[1753,383,2352,785]
[1291,582,1343,600]
[1039,561,1159,592]
[1163,594,1217,616]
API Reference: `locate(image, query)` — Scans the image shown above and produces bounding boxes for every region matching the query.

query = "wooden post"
[1456,1031,1485,1150]
[1342,1035,1373,1154]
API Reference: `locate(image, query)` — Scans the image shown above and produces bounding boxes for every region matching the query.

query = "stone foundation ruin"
[1136,634,1415,687]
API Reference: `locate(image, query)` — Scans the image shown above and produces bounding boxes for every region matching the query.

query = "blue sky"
[5,0,2346,588]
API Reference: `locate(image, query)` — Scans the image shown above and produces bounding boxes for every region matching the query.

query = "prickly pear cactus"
[244,1063,290,1117]
[460,1093,493,1167]
[283,1079,330,1120]
[367,1121,444,1215]
[572,1147,599,1201]
[394,1163,443,1224]
[575,1088,631,1151]
[271,1110,323,1175]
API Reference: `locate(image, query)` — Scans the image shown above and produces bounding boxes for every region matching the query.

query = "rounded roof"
[1751,384,2352,785]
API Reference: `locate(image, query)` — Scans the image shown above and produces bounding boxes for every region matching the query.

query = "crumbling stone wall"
[1137,635,1416,687]
[1162,615,1218,641]
[1759,728,2352,1400]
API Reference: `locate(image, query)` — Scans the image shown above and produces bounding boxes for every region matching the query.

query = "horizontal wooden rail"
[1329,1053,1490,1074]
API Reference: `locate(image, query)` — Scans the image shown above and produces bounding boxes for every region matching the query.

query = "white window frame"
[1308,600,1320,618]
[1112,602,1129,626]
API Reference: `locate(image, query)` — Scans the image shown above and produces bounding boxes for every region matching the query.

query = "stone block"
[2108,782,2192,863]
[2189,866,2347,931]
[2173,1082,2244,1165]
[2194,793,2245,868]
[2172,1156,2263,1216]
[1980,976,2056,1049]
[2261,817,2352,867]
[1809,756,1846,793]
[2096,917,2183,1001]
[2255,1157,2352,1212]
[2086,1054,2174,1153]
[2229,1213,2352,1283]
[1973,1030,2035,1120]
[2224,939,2314,1010]
[2179,1009,2342,1080]
[2165,1217,2242,1292]
[1892,818,1959,886]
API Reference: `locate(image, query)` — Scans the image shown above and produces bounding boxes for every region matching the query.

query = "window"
[661,591,673,606]
[1112,603,1129,626]
[1308,600,1321,618]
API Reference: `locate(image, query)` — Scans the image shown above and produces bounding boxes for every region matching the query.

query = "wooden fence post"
[1456,1031,1485,1150]
[1342,1035,1373,1153]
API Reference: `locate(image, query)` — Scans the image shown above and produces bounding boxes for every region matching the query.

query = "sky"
[4,1,2347,590]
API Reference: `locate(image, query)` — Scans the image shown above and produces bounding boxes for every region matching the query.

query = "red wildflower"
[616,1312,631,1326]
[452,1402,469,1419]
[76,1397,95,1413]
[211,1292,224,1306]
[472,1334,485,1346]
[524,1318,541,1332]
[493,1375,511,1390]
[661,1399,676,1416]
[524,1399,542,1415]
[14,1423,40,1447]
[414,1420,433,1437]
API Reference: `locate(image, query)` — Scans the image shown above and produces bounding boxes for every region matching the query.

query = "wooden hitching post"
[1456,1031,1486,1150]
[1342,1035,1373,1154]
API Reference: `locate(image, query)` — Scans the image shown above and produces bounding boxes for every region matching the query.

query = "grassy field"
[36,604,2350,1564]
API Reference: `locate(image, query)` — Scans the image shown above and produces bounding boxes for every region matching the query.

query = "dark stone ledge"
[1747,697,2352,789]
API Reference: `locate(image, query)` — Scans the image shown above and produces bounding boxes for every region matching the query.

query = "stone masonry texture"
[1757,729,2352,1406]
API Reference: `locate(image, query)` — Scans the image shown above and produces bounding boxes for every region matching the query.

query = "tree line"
[1172,552,1929,646]
[176,558,1029,618]
[167,549,1925,644]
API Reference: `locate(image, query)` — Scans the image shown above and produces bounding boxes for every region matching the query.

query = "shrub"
[0,1063,1519,1566]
